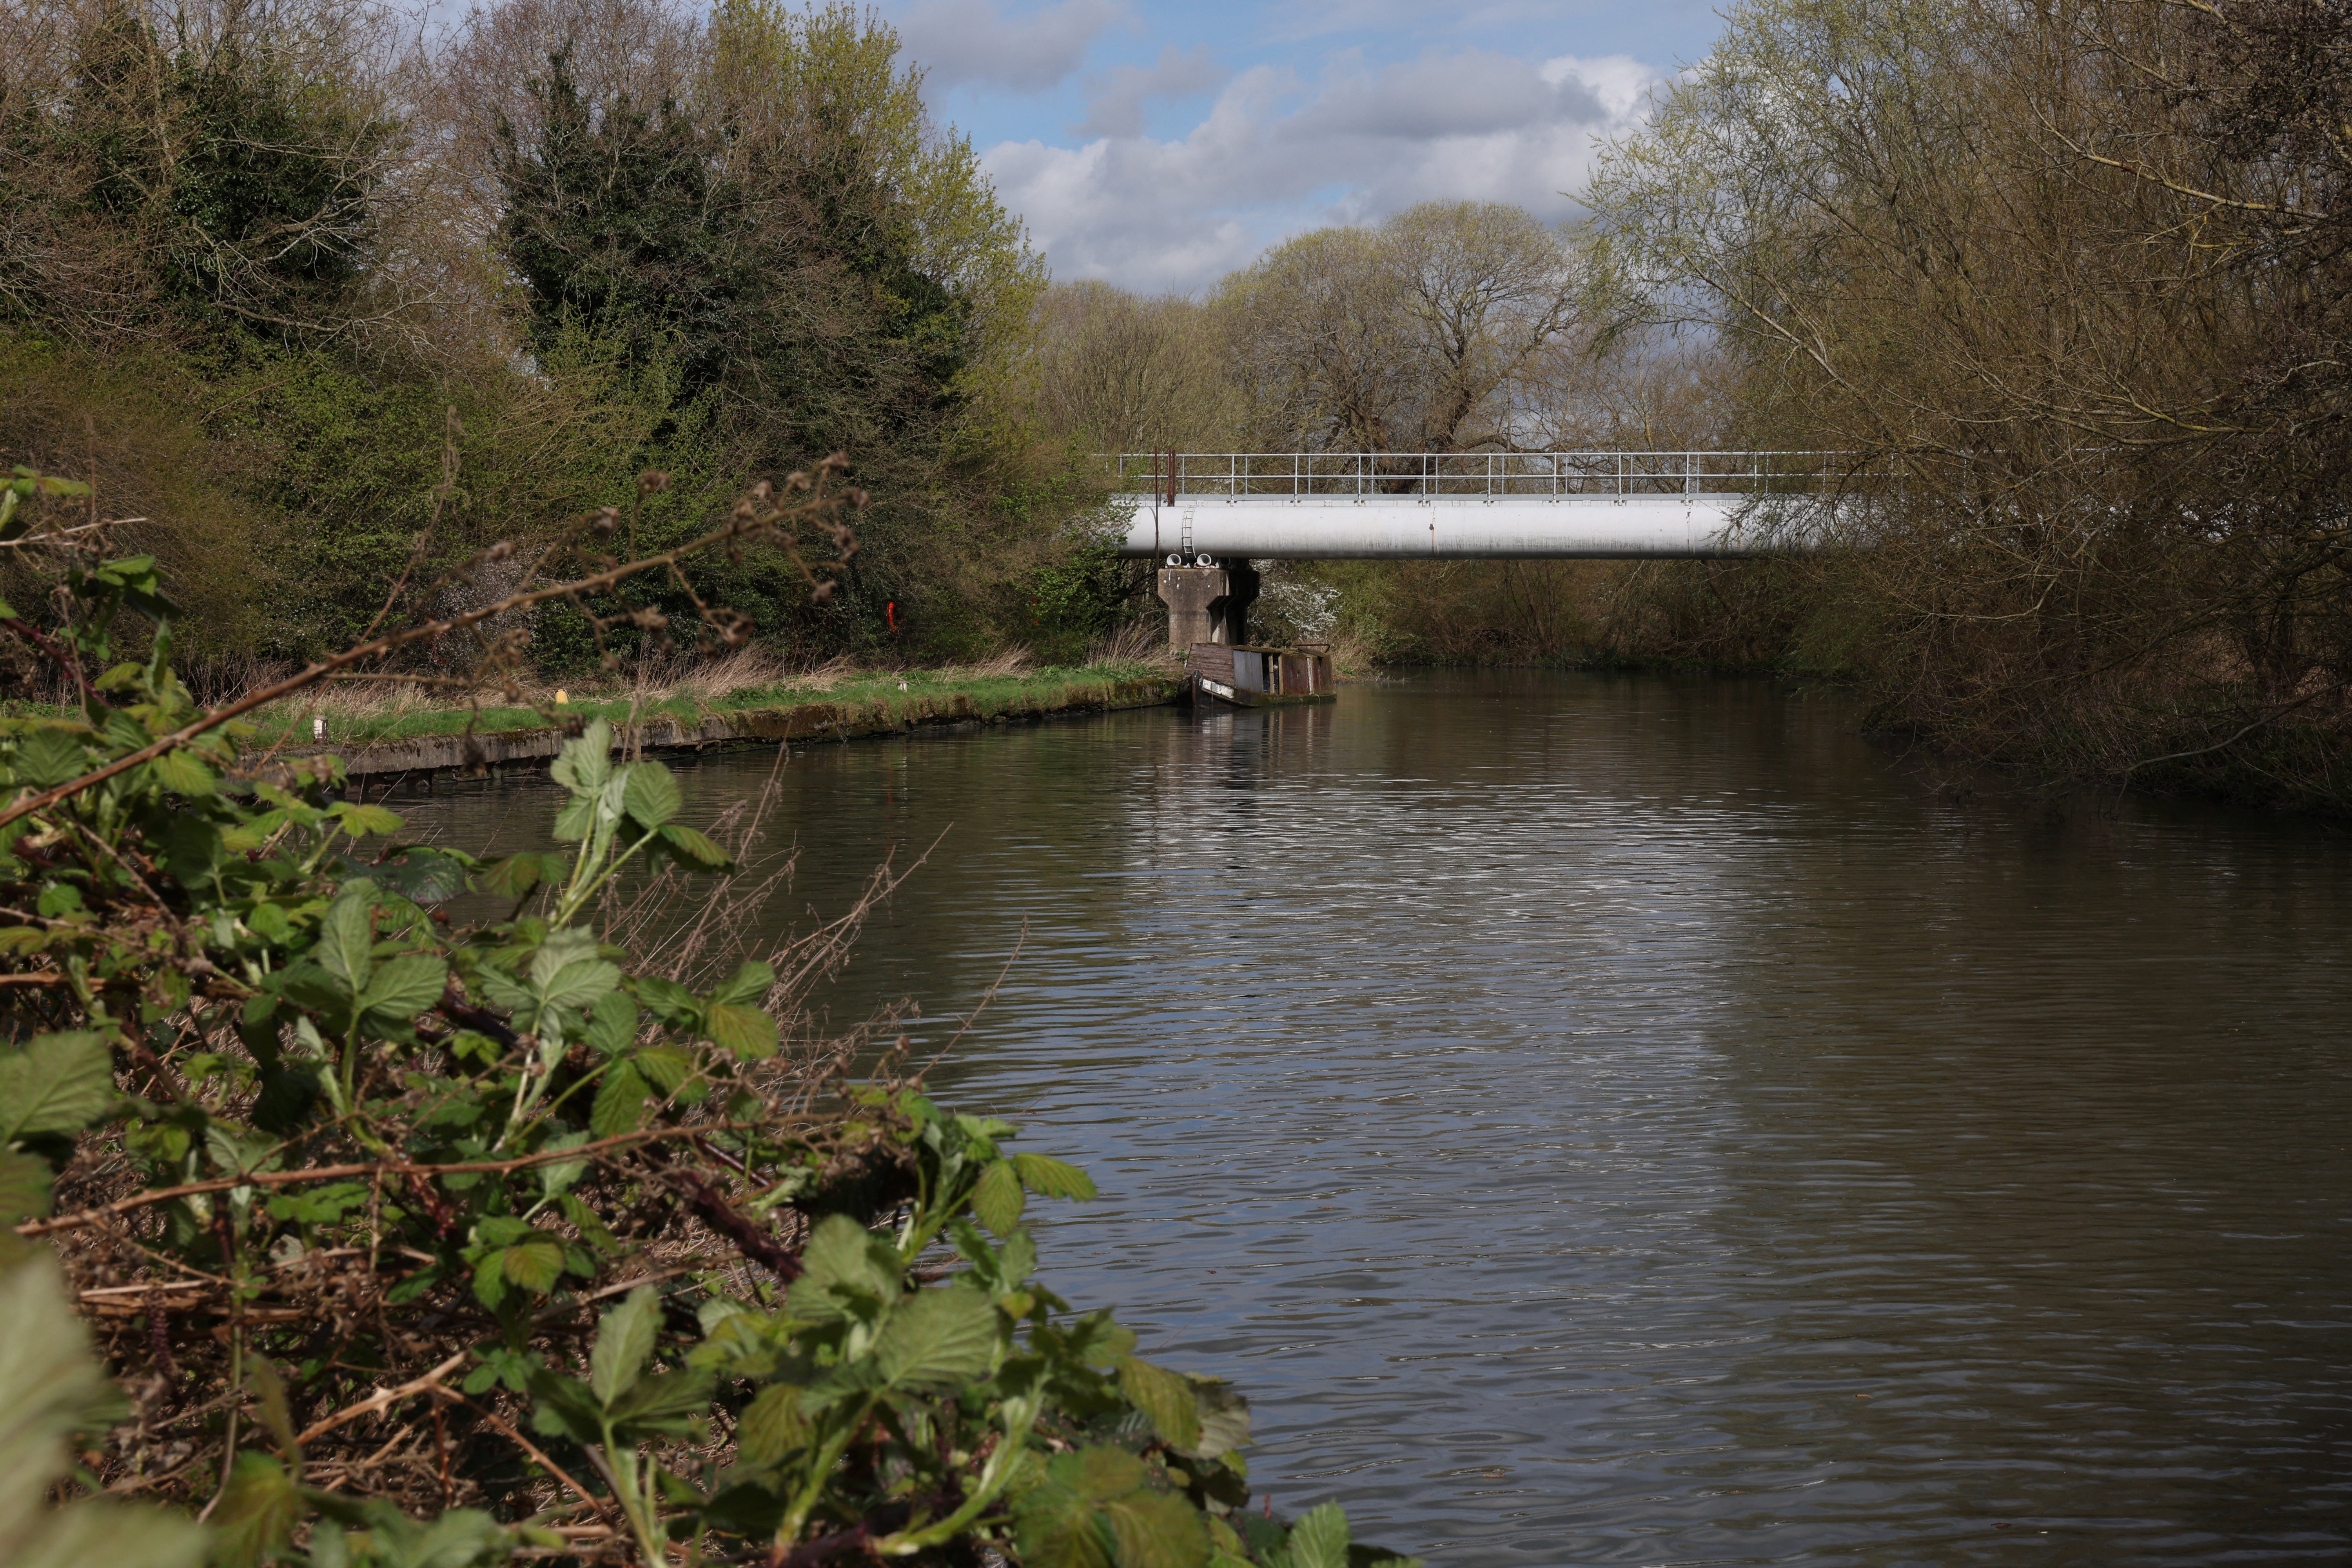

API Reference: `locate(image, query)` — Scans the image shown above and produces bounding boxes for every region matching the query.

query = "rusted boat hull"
[1186,642,1337,708]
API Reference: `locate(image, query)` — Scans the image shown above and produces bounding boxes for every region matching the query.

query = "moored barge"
[1185,642,1337,708]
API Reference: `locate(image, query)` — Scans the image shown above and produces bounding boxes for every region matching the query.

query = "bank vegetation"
[0,0,1147,679]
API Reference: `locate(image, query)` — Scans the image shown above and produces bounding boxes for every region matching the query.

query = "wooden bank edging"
[284,677,1184,780]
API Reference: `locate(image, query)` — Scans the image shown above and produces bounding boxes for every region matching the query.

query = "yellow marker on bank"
[555,690,568,705]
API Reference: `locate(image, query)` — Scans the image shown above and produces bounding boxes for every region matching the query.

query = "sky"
[873,0,1733,295]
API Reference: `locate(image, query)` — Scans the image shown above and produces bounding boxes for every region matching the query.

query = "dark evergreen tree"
[495,51,737,396]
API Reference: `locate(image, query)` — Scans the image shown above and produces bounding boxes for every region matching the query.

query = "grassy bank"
[226,655,1183,775]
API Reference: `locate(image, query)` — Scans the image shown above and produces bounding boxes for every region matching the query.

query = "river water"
[409,671,2352,1565]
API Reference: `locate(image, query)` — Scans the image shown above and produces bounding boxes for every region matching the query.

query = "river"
[407,671,2352,1565]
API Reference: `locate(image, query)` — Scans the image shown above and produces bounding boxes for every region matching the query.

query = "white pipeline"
[1116,494,1801,560]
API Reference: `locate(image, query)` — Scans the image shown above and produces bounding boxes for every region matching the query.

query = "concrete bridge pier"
[1156,563,1258,648]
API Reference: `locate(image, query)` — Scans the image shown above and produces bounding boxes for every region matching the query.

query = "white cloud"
[897,0,1127,93]
[985,49,1664,293]
[1076,44,1225,138]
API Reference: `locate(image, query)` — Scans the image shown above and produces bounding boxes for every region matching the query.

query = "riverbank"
[255,661,1182,779]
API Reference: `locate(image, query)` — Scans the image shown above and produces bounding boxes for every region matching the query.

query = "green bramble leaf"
[1015,1447,1210,1568]
[631,975,700,1027]
[537,1132,591,1198]
[465,1346,537,1397]
[147,748,215,797]
[1187,1380,1253,1463]
[603,1366,713,1434]
[1107,1492,1212,1568]
[0,1149,54,1224]
[315,892,374,991]
[371,846,472,905]
[620,761,682,828]
[11,727,90,789]
[246,902,292,945]
[735,1383,812,1468]
[359,955,448,1028]
[704,1002,777,1062]
[499,1236,565,1295]
[590,1063,647,1138]
[1280,1503,1352,1568]
[1116,1356,1202,1454]
[263,1183,367,1226]
[0,1149,52,1265]
[634,1045,693,1096]
[331,802,403,837]
[788,1215,902,1323]
[559,1193,622,1255]
[708,960,771,1008]
[478,851,565,900]
[483,928,621,1038]
[584,989,638,1056]
[524,1369,607,1446]
[102,711,149,754]
[209,1452,304,1568]
[656,822,733,871]
[244,1358,299,1467]
[530,927,621,1013]
[0,1032,115,1142]
[473,1216,532,1248]
[552,792,596,842]
[873,1283,999,1392]
[590,1284,662,1406]
[549,720,613,797]
[1013,1152,1098,1202]
[971,1159,1025,1235]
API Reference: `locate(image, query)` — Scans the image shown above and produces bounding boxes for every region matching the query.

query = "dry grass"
[1086,618,1178,669]
[621,644,799,702]
[931,648,1032,681]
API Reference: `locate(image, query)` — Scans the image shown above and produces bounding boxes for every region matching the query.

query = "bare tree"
[1586,0,2352,801]
[1220,201,1587,454]
[1029,280,1241,454]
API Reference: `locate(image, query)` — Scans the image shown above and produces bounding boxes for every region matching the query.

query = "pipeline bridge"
[1112,451,1845,646]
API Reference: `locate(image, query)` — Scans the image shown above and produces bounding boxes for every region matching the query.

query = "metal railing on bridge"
[1114,451,1853,500]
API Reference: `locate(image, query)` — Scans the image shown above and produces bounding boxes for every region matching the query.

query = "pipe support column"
[1157,566,1224,648]
[1158,565,1256,648]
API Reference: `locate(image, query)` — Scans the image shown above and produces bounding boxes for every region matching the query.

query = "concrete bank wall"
[287,677,1182,780]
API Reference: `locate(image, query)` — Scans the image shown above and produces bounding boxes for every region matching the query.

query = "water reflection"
[401,672,2352,1565]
